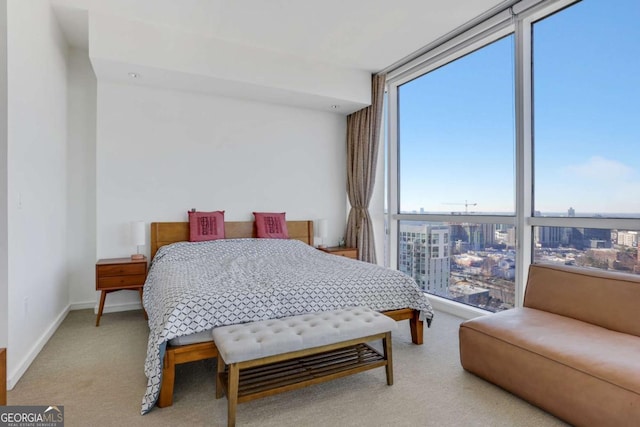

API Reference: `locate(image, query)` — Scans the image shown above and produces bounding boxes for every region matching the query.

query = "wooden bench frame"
[216,332,393,427]
[158,341,218,407]
[156,308,420,407]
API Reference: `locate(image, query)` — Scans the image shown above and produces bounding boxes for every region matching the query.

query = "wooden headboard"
[150,220,315,259]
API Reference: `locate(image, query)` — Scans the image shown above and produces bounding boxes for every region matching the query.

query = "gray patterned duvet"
[141,238,433,414]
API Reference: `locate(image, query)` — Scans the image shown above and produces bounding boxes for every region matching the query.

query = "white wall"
[6,0,68,387]
[0,0,8,352]
[96,82,347,310]
[67,48,96,308]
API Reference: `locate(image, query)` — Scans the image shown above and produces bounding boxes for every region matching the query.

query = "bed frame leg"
[409,311,424,345]
[157,349,176,407]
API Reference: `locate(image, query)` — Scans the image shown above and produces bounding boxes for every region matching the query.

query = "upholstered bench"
[212,306,397,427]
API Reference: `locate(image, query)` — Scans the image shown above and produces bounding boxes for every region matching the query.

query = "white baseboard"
[97,301,143,314]
[7,304,71,390]
[428,294,489,320]
[70,300,143,314]
[69,301,95,311]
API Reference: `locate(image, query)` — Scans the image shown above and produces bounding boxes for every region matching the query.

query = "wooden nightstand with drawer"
[318,246,358,259]
[95,257,148,326]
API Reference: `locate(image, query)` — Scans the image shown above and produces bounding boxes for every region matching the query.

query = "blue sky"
[398,0,640,216]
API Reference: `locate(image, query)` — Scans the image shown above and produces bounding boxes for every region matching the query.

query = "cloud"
[564,156,635,181]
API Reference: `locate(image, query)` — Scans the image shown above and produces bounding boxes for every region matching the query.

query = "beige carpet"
[8,309,567,427]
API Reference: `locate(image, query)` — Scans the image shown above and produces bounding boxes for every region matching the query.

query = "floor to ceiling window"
[531,0,640,274]
[387,0,640,314]
[396,35,516,312]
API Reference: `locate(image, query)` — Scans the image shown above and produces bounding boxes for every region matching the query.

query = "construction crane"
[444,200,477,214]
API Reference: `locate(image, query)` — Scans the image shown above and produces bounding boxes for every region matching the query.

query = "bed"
[141,220,433,414]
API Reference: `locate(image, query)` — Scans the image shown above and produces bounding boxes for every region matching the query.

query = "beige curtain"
[346,74,385,263]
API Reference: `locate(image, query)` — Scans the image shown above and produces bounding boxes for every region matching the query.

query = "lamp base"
[131,254,145,260]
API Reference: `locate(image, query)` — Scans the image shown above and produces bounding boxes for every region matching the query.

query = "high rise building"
[617,230,638,247]
[571,228,612,249]
[534,226,567,247]
[398,223,450,296]
[450,223,496,250]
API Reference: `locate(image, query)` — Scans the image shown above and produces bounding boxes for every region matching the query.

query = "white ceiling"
[51,0,508,113]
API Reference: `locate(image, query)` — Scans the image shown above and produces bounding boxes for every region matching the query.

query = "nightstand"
[95,257,148,326]
[318,246,358,259]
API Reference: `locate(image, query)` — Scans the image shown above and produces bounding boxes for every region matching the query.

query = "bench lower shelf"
[219,343,386,404]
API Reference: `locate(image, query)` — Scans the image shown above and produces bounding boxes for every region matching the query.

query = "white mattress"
[168,329,213,346]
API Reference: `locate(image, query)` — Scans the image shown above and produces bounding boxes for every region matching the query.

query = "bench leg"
[228,363,239,427]
[157,349,175,407]
[216,355,225,399]
[383,332,393,385]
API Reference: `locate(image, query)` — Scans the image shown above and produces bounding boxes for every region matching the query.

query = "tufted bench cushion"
[212,306,397,363]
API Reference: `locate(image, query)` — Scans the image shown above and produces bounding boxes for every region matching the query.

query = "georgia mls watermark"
[0,406,64,427]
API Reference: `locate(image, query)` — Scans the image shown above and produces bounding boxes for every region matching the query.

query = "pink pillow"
[253,212,289,239]
[188,210,225,242]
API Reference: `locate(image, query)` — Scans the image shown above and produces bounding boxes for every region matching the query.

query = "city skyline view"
[397,0,640,217]
[399,219,639,312]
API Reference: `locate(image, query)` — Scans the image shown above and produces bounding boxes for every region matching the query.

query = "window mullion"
[514,16,533,308]
[387,83,399,270]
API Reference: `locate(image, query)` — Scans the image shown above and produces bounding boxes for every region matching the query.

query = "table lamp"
[131,221,146,260]
[317,219,328,249]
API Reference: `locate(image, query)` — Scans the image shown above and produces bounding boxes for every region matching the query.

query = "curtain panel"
[346,74,386,263]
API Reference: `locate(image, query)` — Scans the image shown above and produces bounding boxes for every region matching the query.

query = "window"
[394,28,516,312]
[398,36,515,216]
[388,0,640,315]
[533,1,640,219]
[531,0,640,274]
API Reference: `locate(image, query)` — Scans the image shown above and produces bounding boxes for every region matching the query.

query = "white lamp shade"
[317,219,328,239]
[131,221,146,246]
